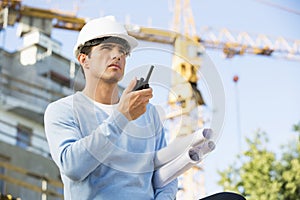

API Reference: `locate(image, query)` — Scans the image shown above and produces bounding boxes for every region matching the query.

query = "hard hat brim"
[74,33,138,57]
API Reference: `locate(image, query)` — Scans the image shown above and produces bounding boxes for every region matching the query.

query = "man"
[44,16,178,199]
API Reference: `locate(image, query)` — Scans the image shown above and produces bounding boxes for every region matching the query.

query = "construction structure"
[0,1,84,199]
[0,0,299,199]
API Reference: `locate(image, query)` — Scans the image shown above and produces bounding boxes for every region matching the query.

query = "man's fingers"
[134,87,153,96]
[118,82,153,121]
[132,88,153,101]
[123,78,137,94]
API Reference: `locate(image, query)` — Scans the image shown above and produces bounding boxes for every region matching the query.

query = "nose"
[111,47,122,60]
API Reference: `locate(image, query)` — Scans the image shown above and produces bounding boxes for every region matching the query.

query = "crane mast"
[169,0,205,198]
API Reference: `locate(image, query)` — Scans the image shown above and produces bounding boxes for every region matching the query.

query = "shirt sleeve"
[44,99,129,181]
[151,106,178,199]
[154,179,178,200]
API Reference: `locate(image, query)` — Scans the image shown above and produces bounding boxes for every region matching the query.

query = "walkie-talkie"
[132,65,154,91]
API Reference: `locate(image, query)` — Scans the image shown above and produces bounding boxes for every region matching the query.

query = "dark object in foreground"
[199,192,246,200]
[132,65,154,91]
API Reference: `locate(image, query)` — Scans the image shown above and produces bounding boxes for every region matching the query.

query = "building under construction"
[0,17,84,200]
[0,2,86,199]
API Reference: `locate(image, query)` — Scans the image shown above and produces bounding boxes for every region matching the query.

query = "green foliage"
[218,125,300,200]
[293,122,300,141]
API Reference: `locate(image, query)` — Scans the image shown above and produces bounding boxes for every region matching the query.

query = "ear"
[78,54,89,69]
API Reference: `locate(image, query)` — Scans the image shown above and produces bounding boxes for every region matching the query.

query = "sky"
[1,0,300,197]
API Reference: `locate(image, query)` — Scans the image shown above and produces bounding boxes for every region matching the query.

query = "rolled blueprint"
[188,140,216,162]
[154,128,213,169]
[153,140,215,188]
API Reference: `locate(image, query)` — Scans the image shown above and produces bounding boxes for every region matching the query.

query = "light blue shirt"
[44,92,178,200]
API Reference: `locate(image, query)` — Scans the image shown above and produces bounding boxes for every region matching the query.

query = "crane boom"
[1,0,299,61]
[126,25,300,61]
[0,0,85,31]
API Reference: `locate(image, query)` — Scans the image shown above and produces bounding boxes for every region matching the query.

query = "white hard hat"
[74,16,138,57]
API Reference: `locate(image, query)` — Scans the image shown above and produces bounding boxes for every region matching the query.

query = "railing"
[0,71,65,199]
[0,119,50,158]
[0,72,70,109]
[0,161,63,200]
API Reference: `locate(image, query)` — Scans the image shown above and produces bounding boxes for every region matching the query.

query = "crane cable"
[254,0,300,16]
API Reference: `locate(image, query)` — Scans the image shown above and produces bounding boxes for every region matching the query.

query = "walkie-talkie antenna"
[145,65,154,83]
[132,65,155,91]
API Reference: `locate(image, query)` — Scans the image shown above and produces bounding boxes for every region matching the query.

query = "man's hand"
[118,78,153,120]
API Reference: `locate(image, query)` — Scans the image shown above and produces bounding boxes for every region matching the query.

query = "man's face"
[83,42,129,84]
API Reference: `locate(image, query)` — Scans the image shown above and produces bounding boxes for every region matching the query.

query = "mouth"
[107,64,121,70]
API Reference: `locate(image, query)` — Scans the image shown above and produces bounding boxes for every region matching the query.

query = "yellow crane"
[1,0,299,60]
[1,0,299,199]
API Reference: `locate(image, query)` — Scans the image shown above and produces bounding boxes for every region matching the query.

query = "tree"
[218,124,300,200]
[293,121,300,141]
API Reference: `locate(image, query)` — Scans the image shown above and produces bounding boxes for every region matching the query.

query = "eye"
[118,47,130,56]
[119,49,127,55]
[100,45,112,50]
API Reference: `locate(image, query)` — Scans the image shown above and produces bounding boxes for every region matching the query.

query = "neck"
[82,80,119,104]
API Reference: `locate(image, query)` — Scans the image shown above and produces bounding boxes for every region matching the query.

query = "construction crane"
[1,0,299,60]
[0,0,85,32]
[1,0,299,199]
